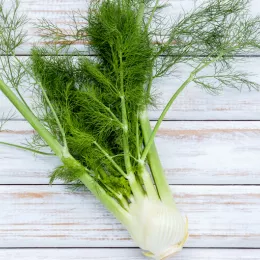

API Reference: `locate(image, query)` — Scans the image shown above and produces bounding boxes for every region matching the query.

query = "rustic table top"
[0,0,260,259]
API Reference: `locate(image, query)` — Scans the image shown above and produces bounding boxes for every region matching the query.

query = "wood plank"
[13,0,194,55]
[0,121,61,184]
[12,0,260,55]
[1,57,260,121]
[1,120,260,184]
[1,0,259,256]
[1,185,260,248]
[1,248,260,260]
[149,57,260,120]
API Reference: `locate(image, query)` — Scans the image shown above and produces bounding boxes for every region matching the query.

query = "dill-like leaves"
[1,0,260,201]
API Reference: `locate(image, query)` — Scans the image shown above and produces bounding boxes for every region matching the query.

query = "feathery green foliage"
[1,0,260,258]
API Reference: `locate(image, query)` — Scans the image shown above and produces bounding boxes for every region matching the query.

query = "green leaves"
[151,0,260,98]
[0,0,27,55]
[30,0,156,190]
[26,0,260,199]
[194,69,260,94]
[50,156,86,184]
[87,0,154,97]
[1,0,260,206]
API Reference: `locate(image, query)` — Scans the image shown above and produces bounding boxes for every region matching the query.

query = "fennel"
[1,0,260,259]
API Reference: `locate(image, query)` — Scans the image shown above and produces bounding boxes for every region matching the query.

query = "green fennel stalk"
[1,0,260,259]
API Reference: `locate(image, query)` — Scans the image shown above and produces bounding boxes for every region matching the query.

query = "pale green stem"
[127,171,145,201]
[0,141,55,156]
[147,66,154,94]
[15,89,31,111]
[119,51,144,200]
[135,116,141,160]
[66,152,130,225]
[79,171,131,227]
[100,177,129,210]
[139,163,159,200]
[141,74,195,162]
[137,69,160,201]
[117,194,129,211]
[140,110,174,206]
[141,56,222,162]
[119,52,132,175]
[0,80,64,158]
[128,3,153,201]
[85,92,122,127]
[139,56,223,205]
[95,141,143,201]
[145,0,160,31]
[93,141,127,178]
[137,3,145,26]
[196,74,231,79]
[110,191,129,211]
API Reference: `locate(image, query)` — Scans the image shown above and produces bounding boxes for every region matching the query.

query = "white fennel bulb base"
[126,197,188,260]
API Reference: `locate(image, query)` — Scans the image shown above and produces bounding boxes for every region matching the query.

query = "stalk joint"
[123,123,128,133]
[138,159,145,166]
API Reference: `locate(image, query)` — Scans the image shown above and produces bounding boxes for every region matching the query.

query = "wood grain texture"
[1,185,260,248]
[1,248,260,260]
[13,0,195,55]
[1,57,260,121]
[12,0,260,55]
[1,0,260,257]
[1,120,260,184]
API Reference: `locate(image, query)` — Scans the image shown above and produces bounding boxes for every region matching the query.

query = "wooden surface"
[1,0,260,259]
[1,249,260,260]
[2,121,260,185]
[2,58,260,120]
[1,185,260,248]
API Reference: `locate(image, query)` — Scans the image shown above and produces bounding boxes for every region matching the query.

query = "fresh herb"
[0,0,260,258]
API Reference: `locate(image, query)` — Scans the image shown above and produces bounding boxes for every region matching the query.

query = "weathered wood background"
[1,0,260,259]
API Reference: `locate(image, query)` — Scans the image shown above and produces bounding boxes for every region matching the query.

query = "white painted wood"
[153,120,260,184]
[1,0,260,256]
[1,120,260,184]
[11,0,260,55]
[149,58,260,120]
[1,185,260,248]
[1,248,260,260]
[1,57,260,120]
[0,121,61,184]
[12,0,194,55]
